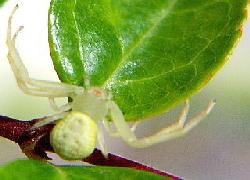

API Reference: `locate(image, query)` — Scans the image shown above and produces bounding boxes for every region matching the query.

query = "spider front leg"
[108,100,215,148]
[6,5,84,98]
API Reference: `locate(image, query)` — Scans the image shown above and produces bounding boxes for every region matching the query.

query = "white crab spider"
[6,5,216,160]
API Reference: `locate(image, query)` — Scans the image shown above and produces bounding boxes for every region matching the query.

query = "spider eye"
[50,111,97,160]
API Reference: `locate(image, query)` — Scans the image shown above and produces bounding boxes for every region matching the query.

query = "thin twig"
[0,115,181,179]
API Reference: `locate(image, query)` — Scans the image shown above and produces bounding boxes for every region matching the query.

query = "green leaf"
[0,0,7,7]
[49,0,247,121]
[0,160,166,180]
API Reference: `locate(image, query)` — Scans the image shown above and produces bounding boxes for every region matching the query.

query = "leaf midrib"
[102,0,179,87]
[73,2,84,62]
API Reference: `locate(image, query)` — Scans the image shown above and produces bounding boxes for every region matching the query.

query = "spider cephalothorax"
[6,5,215,160]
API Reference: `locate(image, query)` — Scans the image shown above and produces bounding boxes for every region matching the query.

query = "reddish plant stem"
[0,115,182,180]
[84,149,180,179]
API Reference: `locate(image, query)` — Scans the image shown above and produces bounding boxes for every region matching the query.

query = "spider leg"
[48,97,72,112]
[103,117,140,137]
[103,118,119,137]
[108,100,215,148]
[178,100,190,127]
[130,121,141,132]
[108,101,137,142]
[6,5,84,98]
[32,111,69,128]
[96,126,108,157]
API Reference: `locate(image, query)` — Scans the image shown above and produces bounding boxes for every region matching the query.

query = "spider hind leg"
[108,99,216,148]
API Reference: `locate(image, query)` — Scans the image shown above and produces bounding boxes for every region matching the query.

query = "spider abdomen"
[50,111,97,160]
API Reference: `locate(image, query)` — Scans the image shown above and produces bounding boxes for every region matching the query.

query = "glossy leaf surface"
[0,160,166,180]
[49,0,247,121]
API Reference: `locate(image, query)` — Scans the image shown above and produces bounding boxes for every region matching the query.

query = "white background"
[0,1,250,180]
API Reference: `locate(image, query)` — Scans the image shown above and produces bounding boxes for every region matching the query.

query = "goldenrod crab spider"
[6,5,216,160]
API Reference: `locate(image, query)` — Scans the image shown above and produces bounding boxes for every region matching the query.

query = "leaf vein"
[73,0,84,63]
[102,0,179,86]
[116,1,232,86]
